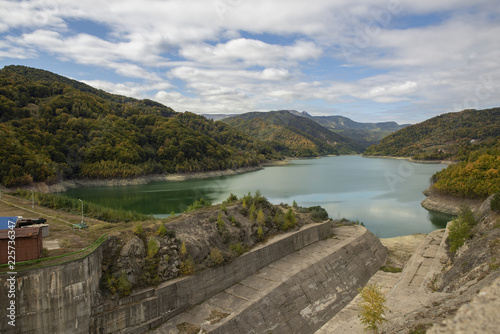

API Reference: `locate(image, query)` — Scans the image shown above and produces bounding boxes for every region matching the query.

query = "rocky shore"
[26,166,265,193]
[420,187,482,216]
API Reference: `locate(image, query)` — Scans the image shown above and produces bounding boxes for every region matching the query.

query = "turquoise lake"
[63,156,451,237]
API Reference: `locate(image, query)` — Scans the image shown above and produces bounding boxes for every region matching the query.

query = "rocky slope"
[98,194,327,298]
[382,194,500,333]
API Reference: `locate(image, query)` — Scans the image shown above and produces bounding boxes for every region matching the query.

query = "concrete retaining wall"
[155,225,386,333]
[0,244,104,334]
[213,228,386,333]
[90,221,340,333]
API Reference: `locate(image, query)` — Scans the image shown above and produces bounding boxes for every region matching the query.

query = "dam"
[1,221,386,333]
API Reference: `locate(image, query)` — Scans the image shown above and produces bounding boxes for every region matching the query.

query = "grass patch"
[380,265,403,273]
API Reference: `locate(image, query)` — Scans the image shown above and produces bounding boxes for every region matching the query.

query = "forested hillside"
[223,110,364,156]
[288,110,408,148]
[0,65,278,187]
[364,108,500,199]
[364,108,500,159]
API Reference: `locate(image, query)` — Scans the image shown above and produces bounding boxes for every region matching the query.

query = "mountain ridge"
[223,110,364,156]
[0,65,279,187]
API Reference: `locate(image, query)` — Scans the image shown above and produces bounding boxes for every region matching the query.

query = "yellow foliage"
[357,283,387,333]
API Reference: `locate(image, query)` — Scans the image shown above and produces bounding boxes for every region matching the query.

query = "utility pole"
[78,199,84,224]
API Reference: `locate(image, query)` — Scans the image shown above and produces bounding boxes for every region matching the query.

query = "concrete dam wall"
[0,222,386,333]
[0,244,104,334]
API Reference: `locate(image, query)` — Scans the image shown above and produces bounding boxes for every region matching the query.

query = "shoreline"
[362,154,456,165]
[24,164,288,193]
[420,186,483,216]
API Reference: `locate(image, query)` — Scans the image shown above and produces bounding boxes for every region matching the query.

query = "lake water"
[63,156,451,237]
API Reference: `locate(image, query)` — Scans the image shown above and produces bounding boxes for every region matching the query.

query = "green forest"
[364,108,500,199]
[431,139,500,198]
[0,66,279,187]
[223,110,364,157]
[364,108,500,159]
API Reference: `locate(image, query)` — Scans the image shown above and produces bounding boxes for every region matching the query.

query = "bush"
[208,247,224,267]
[448,219,471,253]
[133,223,143,236]
[257,226,264,240]
[147,238,159,258]
[448,205,477,253]
[226,193,238,203]
[491,192,500,213]
[357,283,387,333]
[185,197,212,212]
[307,206,329,222]
[230,242,247,256]
[179,257,196,275]
[107,272,132,296]
[282,208,297,231]
[157,223,168,236]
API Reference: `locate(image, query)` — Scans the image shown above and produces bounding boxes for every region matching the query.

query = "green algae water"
[63,156,451,237]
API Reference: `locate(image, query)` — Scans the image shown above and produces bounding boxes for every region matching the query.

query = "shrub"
[257,226,264,240]
[180,241,187,259]
[133,223,143,236]
[180,257,196,275]
[226,193,238,203]
[185,197,211,212]
[147,238,159,258]
[108,272,132,297]
[220,202,227,214]
[157,223,168,236]
[357,283,387,333]
[448,218,471,253]
[448,205,477,253]
[230,242,247,256]
[208,247,224,267]
[307,206,329,222]
[282,208,297,231]
[273,211,284,229]
[249,202,256,222]
[491,192,500,213]
[256,209,265,226]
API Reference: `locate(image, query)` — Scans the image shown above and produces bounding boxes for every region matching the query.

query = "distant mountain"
[286,110,409,148]
[0,65,279,187]
[364,108,500,160]
[223,110,364,157]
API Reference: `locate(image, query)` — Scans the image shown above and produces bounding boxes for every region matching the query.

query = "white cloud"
[0,0,499,123]
[179,39,322,67]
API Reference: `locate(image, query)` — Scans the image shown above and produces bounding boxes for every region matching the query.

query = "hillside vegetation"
[365,108,500,199]
[431,140,500,198]
[289,110,408,148]
[364,108,500,159]
[223,110,364,156]
[0,65,278,187]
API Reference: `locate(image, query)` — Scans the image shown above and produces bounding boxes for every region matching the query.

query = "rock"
[117,236,146,284]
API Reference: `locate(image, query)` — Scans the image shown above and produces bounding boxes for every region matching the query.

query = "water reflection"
[63,156,452,237]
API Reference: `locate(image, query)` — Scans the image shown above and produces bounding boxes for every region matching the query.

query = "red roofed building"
[0,226,43,264]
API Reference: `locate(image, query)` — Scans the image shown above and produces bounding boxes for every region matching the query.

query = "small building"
[0,226,43,264]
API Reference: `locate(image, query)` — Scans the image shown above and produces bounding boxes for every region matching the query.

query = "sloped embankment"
[153,225,386,334]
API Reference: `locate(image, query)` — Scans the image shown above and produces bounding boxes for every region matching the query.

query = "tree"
[256,209,265,226]
[357,283,387,333]
[283,208,297,231]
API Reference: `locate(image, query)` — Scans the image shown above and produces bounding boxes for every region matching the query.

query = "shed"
[0,226,43,264]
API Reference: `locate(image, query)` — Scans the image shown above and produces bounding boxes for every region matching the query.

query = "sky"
[1,0,499,124]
